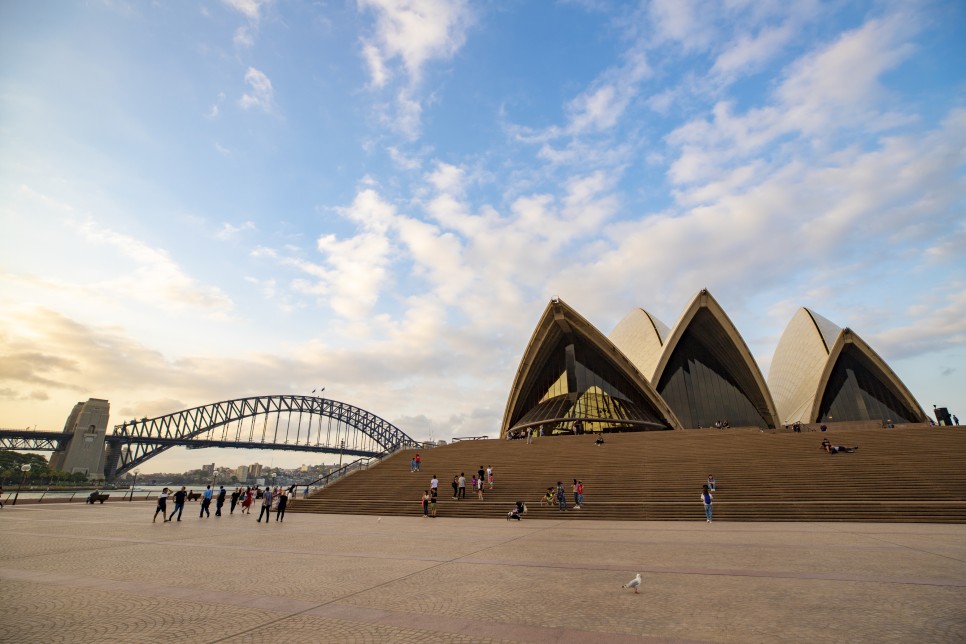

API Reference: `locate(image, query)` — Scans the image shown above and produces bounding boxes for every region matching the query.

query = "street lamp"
[13,463,31,506]
[129,470,139,502]
[339,440,346,469]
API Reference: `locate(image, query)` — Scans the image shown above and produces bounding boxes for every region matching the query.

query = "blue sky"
[1,0,964,473]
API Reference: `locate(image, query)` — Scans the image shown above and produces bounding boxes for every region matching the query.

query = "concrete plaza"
[1,502,964,643]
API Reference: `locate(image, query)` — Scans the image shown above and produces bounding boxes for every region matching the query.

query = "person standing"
[458,473,466,500]
[701,484,714,523]
[215,486,227,516]
[707,475,716,492]
[477,465,485,490]
[153,488,170,523]
[487,465,494,489]
[414,453,421,472]
[573,479,580,508]
[526,427,533,444]
[230,488,241,514]
[421,490,430,517]
[430,474,439,496]
[168,486,187,522]
[429,487,438,518]
[556,481,567,511]
[451,475,459,500]
[577,480,585,507]
[257,487,273,523]
[410,457,416,472]
[275,489,288,522]
[199,485,213,518]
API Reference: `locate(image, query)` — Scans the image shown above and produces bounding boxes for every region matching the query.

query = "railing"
[452,436,489,442]
[297,446,401,496]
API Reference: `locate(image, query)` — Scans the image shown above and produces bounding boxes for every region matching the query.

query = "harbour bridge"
[0,395,419,481]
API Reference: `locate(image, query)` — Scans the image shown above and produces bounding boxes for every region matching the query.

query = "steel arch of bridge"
[106,395,418,479]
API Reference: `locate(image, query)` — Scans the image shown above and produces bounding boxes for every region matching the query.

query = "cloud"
[358,0,473,86]
[239,67,275,112]
[215,221,256,240]
[648,0,715,52]
[67,220,235,315]
[666,14,920,187]
[222,0,272,47]
[357,0,474,138]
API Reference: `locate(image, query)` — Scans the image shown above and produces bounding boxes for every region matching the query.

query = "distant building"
[235,465,249,481]
[201,463,215,475]
[249,462,262,477]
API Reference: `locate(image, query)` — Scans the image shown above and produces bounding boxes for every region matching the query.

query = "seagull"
[623,573,642,594]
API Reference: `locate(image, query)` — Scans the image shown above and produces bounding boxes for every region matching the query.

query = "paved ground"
[1,502,964,643]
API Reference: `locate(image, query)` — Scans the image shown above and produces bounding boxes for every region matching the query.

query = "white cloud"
[710,23,793,80]
[69,220,235,314]
[648,0,715,51]
[215,221,256,240]
[222,0,267,21]
[358,0,472,86]
[358,0,473,139]
[238,67,275,112]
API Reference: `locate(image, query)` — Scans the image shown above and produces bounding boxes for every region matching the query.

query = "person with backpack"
[701,484,714,523]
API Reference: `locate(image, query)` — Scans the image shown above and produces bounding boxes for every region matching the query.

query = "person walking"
[257,487,273,523]
[275,489,288,522]
[153,488,170,523]
[701,484,714,523]
[451,475,459,500]
[199,485,213,518]
[556,481,567,511]
[241,487,253,514]
[215,486,227,516]
[230,488,241,514]
[430,474,439,497]
[477,477,485,501]
[477,465,486,490]
[487,465,494,489]
[168,486,187,522]
[458,473,466,500]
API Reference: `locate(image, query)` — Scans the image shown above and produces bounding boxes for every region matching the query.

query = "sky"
[1,0,964,473]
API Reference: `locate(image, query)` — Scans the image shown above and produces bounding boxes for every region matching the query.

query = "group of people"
[409,453,422,472]
[447,465,494,501]
[153,484,294,523]
[542,479,586,511]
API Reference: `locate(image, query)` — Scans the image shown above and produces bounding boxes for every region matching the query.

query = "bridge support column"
[50,398,110,481]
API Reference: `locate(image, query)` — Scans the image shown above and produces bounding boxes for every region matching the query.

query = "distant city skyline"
[2,1,964,472]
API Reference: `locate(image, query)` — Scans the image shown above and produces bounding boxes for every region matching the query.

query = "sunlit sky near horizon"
[1,0,964,473]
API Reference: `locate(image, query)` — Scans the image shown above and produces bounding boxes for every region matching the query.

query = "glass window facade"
[509,333,670,434]
[656,310,772,429]
[816,345,921,423]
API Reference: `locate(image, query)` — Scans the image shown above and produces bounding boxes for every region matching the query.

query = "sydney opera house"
[501,291,928,437]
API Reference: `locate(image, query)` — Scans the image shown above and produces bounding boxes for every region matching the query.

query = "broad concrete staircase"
[289,426,966,522]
